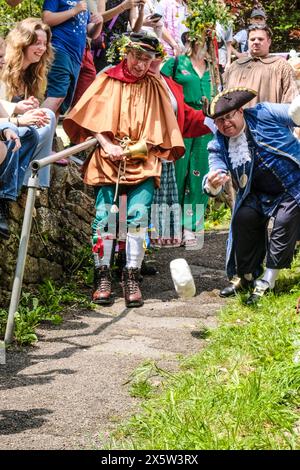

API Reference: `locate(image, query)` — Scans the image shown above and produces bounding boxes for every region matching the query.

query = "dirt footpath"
[0,230,228,450]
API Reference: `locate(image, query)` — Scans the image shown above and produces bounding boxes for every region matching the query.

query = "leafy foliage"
[0,280,93,346]
[185,0,235,43]
[0,0,43,36]
[205,200,231,230]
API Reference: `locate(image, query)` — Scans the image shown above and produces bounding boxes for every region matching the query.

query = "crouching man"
[203,88,300,305]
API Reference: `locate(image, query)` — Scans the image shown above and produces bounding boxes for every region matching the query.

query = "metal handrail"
[4,138,98,344]
[30,138,98,169]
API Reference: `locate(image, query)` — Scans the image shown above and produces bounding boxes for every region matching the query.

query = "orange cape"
[63,71,185,187]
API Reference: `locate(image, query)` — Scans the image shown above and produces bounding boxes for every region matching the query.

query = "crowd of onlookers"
[0,0,299,244]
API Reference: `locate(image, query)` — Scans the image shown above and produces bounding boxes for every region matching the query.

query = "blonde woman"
[2,18,53,102]
[1,18,56,187]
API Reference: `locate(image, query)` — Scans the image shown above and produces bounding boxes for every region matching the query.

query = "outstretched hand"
[207,169,230,189]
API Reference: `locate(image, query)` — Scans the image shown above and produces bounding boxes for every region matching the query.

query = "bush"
[0,0,43,37]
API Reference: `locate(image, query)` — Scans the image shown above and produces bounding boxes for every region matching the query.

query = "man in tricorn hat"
[203,88,300,304]
[64,32,187,308]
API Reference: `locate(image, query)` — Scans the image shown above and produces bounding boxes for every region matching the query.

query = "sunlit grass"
[110,257,300,450]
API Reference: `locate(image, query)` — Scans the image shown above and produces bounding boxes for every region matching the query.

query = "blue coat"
[203,102,300,278]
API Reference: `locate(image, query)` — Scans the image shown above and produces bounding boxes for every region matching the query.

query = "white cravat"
[228,128,251,170]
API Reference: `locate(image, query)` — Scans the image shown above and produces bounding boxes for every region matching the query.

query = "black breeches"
[232,195,300,277]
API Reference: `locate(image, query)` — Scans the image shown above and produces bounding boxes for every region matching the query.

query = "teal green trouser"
[92,178,155,240]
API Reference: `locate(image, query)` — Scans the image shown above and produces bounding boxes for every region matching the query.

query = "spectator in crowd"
[143,0,187,56]
[159,0,188,57]
[0,34,40,236]
[1,18,56,188]
[232,7,267,58]
[42,0,103,116]
[63,32,185,308]
[203,89,300,304]
[214,1,233,73]
[142,0,164,38]
[160,35,213,247]
[92,0,146,72]
[71,2,104,107]
[224,24,299,105]
[2,19,52,103]
[216,19,233,74]
[0,122,38,239]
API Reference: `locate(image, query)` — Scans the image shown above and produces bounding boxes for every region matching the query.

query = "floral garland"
[185,0,235,44]
[106,34,167,64]
[184,1,235,98]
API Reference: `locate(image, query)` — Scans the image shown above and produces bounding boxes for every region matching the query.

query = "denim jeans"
[0,124,38,201]
[23,109,56,188]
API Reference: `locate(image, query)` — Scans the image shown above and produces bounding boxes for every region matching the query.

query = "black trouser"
[232,194,300,277]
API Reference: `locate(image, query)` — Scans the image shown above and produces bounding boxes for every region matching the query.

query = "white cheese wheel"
[170,258,196,298]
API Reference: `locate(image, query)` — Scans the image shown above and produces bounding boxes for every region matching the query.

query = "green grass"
[110,261,300,450]
[0,280,93,346]
[204,201,231,231]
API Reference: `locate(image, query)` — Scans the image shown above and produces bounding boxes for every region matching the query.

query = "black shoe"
[245,279,270,305]
[0,199,10,239]
[219,277,253,298]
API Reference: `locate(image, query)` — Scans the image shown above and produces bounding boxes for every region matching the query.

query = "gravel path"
[0,230,229,450]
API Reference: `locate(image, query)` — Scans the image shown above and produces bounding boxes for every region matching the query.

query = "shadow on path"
[0,408,53,435]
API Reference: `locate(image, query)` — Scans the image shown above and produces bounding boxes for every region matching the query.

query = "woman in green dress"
[161,38,213,247]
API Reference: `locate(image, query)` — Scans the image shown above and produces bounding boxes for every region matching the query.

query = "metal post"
[4,138,98,344]
[4,172,40,344]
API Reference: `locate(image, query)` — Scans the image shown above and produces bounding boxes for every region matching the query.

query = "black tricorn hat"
[202,87,258,119]
[128,32,159,55]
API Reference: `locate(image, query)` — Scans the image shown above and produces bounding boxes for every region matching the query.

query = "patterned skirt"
[150,161,182,247]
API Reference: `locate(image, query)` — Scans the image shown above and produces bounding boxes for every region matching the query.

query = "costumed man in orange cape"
[64,32,185,308]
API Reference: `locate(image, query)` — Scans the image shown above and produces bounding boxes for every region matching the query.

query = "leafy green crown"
[106,34,167,64]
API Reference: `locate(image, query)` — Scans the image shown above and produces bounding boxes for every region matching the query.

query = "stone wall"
[0,162,95,308]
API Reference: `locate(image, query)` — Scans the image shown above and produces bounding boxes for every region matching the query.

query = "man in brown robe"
[64,32,185,308]
[223,24,299,107]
